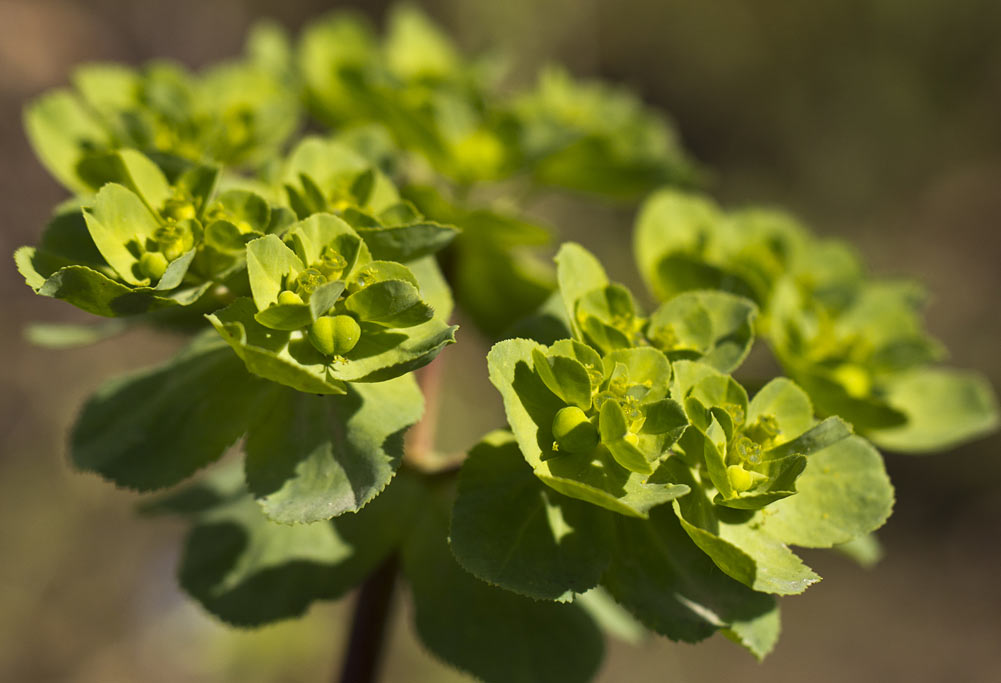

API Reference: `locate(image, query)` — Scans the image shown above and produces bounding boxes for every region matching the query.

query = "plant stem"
[337,554,399,683]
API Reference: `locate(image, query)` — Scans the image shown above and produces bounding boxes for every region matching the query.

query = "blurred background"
[2,0,999,681]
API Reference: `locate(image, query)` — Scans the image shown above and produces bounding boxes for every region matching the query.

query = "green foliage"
[634,189,998,450]
[14,4,998,683]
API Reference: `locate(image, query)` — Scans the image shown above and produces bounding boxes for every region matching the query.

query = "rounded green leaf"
[449,432,614,600]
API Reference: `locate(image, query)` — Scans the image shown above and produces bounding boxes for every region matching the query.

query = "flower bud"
[552,406,599,454]
[308,315,362,357]
[139,251,168,281]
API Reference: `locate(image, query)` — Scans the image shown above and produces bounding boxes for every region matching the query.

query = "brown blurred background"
[2,1,999,681]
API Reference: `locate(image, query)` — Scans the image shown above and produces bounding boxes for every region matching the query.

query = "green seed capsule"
[551,406,599,454]
[308,315,362,357]
[727,465,754,493]
[139,251,168,281]
[277,290,304,306]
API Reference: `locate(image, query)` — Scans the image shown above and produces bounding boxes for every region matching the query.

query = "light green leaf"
[763,417,853,460]
[747,378,815,446]
[407,255,454,320]
[603,503,778,653]
[488,338,689,518]
[532,347,593,410]
[675,501,820,595]
[648,291,757,372]
[449,431,614,600]
[246,234,306,311]
[869,368,1000,453]
[634,189,724,300]
[254,303,314,331]
[76,149,171,212]
[23,89,110,192]
[17,251,186,317]
[355,221,459,262]
[244,375,422,523]
[761,436,894,548]
[83,183,162,285]
[209,297,456,390]
[70,336,271,490]
[24,320,129,349]
[599,400,654,475]
[555,242,609,339]
[403,491,605,683]
[344,279,433,327]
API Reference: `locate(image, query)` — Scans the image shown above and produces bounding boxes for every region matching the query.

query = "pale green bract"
[14,5,997,683]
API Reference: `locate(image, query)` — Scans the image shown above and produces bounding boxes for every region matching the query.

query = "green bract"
[24,26,299,193]
[634,189,999,450]
[14,6,998,683]
[15,150,282,317]
[208,213,456,394]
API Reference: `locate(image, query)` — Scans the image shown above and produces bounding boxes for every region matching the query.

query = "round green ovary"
[139,251,168,281]
[308,315,362,357]
[552,406,599,454]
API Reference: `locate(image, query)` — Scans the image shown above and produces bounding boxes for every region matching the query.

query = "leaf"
[760,436,894,548]
[83,183,162,285]
[17,251,191,317]
[209,297,456,390]
[599,400,654,475]
[449,431,614,600]
[648,291,757,372]
[403,491,605,683]
[407,255,454,321]
[70,335,271,490]
[244,375,423,523]
[603,503,778,656]
[488,339,689,518]
[532,347,593,410]
[674,501,820,595]
[355,221,459,262]
[343,279,433,327]
[76,149,171,211]
[24,320,129,349]
[634,189,724,300]
[175,468,423,626]
[746,377,815,446]
[868,368,1000,453]
[23,89,110,192]
[555,242,609,338]
[574,588,647,644]
[762,417,853,460]
[245,234,306,310]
